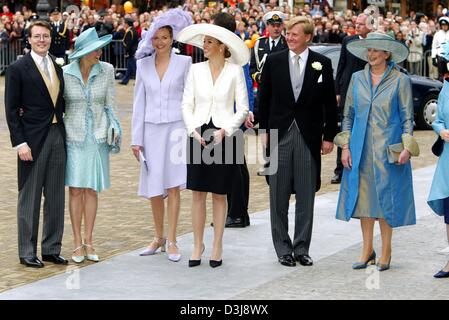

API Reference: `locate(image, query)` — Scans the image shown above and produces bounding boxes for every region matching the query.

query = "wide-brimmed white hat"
[176,24,250,66]
[346,32,409,64]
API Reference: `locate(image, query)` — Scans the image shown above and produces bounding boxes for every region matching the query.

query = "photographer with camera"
[406,21,423,75]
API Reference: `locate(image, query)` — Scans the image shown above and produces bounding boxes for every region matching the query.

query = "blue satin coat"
[336,63,417,228]
[427,80,449,215]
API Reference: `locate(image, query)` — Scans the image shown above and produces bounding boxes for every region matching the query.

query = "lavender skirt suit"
[132,52,192,198]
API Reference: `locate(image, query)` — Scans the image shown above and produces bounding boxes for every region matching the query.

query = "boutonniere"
[311,61,322,71]
[55,58,65,67]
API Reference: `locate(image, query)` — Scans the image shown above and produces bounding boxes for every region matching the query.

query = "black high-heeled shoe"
[188,244,205,268]
[209,259,222,268]
[189,259,201,267]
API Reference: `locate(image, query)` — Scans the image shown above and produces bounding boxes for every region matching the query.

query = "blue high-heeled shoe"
[352,251,376,269]
[434,270,449,278]
[376,256,391,272]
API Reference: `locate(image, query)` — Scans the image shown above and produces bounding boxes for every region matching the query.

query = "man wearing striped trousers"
[5,21,68,268]
[258,17,338,267]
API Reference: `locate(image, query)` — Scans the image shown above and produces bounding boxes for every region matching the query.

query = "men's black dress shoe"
[42,254,68,265]
[20,257,44,268]
[225,216,250,228]
[434,270,449,278]
[295,254,313,266]
[278,254,296,267]
[331,174,342,184]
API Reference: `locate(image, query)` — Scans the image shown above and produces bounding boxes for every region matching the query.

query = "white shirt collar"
[289,47,309,63]
[269,36,281,46]
[30,50,50,65]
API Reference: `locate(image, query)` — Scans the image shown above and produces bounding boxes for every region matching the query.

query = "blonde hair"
[286,16,314,35]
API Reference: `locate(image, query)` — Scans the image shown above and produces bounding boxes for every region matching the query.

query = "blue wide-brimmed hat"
[68,28,112,60]
[347,32,409,64]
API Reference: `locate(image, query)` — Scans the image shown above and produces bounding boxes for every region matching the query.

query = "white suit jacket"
[132,52,192,146]
[181,61,249,136]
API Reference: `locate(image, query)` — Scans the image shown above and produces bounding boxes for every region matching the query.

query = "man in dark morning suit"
[4,20,68,268]
[258,16,338,267]
[331,13,370,184]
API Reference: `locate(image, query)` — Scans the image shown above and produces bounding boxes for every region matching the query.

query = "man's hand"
[336,95,340,106]
[245,112,254,129]
[341,147,352,169]
[440,129,449,142]
[17,144,33,161]
[321,140,333,155]
[131,145,142,162]
[397,149,411,165]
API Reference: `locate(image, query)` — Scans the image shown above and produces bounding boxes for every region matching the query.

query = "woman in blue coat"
[427,43,449,279]
[334,33,420,272]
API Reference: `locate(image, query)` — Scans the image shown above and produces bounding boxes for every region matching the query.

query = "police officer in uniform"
[250,11,288,176]
[432,16,449,81]
[250,11,288,85]
[49,7,69,59]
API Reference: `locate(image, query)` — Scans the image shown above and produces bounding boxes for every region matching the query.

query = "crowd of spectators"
[1,1,449,79]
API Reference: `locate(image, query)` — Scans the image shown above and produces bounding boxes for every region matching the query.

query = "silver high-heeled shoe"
[139,237,166,256]
[84,244,100,262]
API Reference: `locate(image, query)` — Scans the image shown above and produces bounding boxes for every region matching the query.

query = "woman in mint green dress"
[63,29,121,264]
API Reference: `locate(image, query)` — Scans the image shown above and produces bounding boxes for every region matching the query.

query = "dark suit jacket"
[258,48,338,191]
[124,27,139,57]
[4,53,66,190]
[335,35,367,109]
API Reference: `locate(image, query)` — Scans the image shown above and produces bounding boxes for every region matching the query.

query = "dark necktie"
[271,40,275,52]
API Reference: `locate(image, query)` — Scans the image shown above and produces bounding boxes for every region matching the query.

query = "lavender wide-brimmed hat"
[135,8,192,59]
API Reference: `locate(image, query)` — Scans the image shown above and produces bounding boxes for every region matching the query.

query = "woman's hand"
[397,148,411,165]
[244,112,254,129]
[131,145,142,162]
[192,131,206,147]
[341,146,352,170]
[213,128,226,145]
[440,129,449,142]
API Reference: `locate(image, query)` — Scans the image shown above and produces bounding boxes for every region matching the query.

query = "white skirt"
[138,121,187,199]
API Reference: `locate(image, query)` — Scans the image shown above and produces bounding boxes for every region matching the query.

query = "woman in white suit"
[177,24,249,268]
[131,9,192,262]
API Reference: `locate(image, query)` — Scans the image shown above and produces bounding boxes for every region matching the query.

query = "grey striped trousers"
[17,125,66,259]
[269,122,317,258]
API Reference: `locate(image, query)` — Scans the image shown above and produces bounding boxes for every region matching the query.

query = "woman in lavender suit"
[131,9,192,262]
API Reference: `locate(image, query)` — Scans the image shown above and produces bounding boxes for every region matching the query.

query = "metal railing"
[0,39,24,74]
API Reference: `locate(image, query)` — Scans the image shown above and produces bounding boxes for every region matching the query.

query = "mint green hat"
[68,28,112,60]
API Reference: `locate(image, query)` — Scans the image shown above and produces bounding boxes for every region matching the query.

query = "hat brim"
[68,34,112,60]
[346,37,409,64]
[176,24,250,66]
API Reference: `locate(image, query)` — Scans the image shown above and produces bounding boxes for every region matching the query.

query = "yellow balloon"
[245,39,253,49]
[124,1,134,14]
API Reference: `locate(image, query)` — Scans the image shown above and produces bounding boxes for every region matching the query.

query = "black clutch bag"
[431,136,444,157]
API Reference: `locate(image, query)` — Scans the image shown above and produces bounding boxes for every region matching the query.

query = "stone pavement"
[0,75,445,298]
[0,165,448,300]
